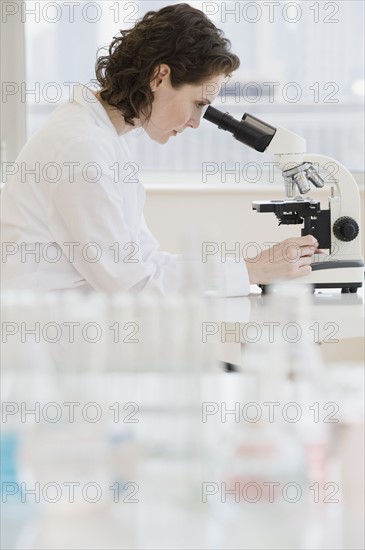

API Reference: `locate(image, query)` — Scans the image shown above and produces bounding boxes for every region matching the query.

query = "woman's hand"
[245,235,319,285]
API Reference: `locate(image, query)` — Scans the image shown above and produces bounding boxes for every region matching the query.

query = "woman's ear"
[150,64,171,91]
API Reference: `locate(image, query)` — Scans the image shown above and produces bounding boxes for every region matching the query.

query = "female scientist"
[1,3,318,294]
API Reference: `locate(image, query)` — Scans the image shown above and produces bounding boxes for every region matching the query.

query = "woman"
[1,3,318,294]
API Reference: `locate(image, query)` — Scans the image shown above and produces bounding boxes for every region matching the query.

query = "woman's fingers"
[298,255,314,266]
[300,246,317,257]
[283,235,318,248]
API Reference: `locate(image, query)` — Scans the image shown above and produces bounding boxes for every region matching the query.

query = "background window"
[24,0,364,180]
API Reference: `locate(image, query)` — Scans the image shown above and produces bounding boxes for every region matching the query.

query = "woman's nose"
[186,112,202,130]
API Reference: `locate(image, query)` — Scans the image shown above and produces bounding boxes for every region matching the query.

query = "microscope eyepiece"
[203,106,276,153]
[203,106,240,135]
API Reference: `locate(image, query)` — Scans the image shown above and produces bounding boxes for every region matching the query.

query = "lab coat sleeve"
[137,215,251,297]
[218,257,251,297]
[48,137,185,294]
[48,136,250,296]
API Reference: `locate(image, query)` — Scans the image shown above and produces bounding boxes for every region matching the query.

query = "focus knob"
[333,216,359,242]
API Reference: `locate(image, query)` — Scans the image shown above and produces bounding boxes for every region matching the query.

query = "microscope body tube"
[266,127,306,171]
[203,106,306,169]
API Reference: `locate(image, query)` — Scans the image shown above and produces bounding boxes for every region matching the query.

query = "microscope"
[203,106,364,293]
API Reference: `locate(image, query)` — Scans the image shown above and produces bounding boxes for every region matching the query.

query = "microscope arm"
[301,153,361,224]
[302,153,362,260]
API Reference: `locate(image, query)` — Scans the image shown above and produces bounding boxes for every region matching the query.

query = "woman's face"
[143,65,226,144]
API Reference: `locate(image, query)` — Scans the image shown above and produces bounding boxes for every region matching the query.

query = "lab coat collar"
[71,83,118,135]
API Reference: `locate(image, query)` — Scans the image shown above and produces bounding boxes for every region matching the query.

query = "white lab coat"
[1,84,250,295]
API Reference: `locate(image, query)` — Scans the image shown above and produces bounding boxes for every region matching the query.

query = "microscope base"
[260,282,361,294]
[259,264,364,294]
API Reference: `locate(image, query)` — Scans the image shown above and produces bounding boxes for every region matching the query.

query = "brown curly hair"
[95,3,240,125]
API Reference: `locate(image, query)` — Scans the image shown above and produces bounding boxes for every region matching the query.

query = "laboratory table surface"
[213,286,364,366]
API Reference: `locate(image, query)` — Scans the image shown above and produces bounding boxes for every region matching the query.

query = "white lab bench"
[213,286,364,367]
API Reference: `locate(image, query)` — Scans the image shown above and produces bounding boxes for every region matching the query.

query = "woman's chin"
[151,133,171,145]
